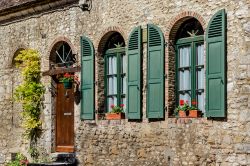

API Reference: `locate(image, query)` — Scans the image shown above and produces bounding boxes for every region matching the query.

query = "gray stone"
[0,154,4,164]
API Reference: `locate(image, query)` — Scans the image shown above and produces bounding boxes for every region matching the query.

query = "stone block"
[235,144,250,153]
[0,153,5,164]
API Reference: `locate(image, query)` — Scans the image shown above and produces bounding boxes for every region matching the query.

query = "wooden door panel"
[56,83,74,152]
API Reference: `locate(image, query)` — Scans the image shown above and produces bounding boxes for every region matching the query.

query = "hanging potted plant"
[60,73,74,89]
[106,104,125,120]
[174,100,190,118]
[189,100,202,118]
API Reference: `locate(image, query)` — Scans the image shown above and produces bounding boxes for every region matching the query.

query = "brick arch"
[47,36,77,62]
[165,11,206,42]
[96,26,127,54]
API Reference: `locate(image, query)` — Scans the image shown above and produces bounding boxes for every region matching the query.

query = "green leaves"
[14,49,45,141]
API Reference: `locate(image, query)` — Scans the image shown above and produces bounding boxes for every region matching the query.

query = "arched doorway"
[50,41,76,152]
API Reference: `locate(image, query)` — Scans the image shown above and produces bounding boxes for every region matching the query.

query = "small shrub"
[6,153,28,166]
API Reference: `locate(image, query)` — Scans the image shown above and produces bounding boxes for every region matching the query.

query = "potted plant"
[106,104,125,120]
[59,73,75,89]
[188,100,202,118]
[174,100,190,118]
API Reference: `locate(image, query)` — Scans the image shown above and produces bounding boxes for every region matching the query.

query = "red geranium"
[110,104,115,108]
[179,100,184,106]
[20,160,29,166]
[120,104,125,107]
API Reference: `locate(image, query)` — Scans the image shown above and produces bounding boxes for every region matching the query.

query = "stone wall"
[0,0,249,165]
[77,118,250,166]
[0,68,30,164]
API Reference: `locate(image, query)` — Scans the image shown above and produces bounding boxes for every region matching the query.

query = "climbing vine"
[14,49,45,142]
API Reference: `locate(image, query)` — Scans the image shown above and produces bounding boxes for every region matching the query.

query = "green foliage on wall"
[6,153,28,166]
[14,49,45,141]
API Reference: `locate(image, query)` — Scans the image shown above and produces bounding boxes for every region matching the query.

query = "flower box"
[106,112,125,120]
[189,110,201,118]
[178,110,187,118]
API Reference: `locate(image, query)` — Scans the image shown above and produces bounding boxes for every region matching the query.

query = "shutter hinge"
[144,84,148,92]
[164,42,168,47]
[164,106,168,111]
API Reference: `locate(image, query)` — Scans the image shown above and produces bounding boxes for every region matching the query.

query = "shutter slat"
[206,9,226,118]
[147,24,165,119]
[208,11,224,38]
[148,26,162,47]
[127,26,142,119]
[81,36,95,120]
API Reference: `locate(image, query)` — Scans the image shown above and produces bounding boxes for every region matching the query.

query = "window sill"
[168,117,207,124]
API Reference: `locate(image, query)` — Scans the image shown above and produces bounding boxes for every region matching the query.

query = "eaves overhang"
[0,0,78,25]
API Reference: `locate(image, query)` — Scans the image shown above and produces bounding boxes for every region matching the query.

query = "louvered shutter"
[147,24,165,119]
[127,26,142,119]
[80,36,95,120]
[206,9,226,117]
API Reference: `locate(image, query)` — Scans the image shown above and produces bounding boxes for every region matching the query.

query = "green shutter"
[80,36,95,120]
[206,9,226,117]
[127,26,142,119]
[147,24,165,119]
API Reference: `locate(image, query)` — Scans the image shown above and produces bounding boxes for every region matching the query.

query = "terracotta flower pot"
[106,112,125,120]
[178,110,187,118]
[189,110,201,118]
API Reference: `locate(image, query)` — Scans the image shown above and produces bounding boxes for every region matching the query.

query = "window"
[104,33,126,112]
[50,42,76,68]
[176,18,205,112]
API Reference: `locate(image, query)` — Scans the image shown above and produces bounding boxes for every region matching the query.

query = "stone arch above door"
[44,37,77,72]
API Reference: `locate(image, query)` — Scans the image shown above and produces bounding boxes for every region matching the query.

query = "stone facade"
[0,0,249,165]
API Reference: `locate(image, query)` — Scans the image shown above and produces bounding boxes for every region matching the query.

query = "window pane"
[179,69,191,91]
[122,54,127,74]
[108,56,117,75]
[179,71,183,90]
[179,46,191,67]
[197,44,204,65]
[108,77,117,95]
[108,97,117,112]
[179,93,191,105]
[197,92,205,113]
[122,76,126,94]
[197,68,204,89]
[108,77,113,95]
[113,76,117,94]
[112,56,117,74]
[184,70,191,90]
[196,43,204,90]
[108,57,112,74]
[121,97,126,111]
[108,97,112,112]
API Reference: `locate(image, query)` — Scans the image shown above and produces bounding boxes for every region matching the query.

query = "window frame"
[175,35,204,109]
[104,47,126,112]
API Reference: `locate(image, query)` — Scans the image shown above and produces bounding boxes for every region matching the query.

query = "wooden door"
[56,83,74,152]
